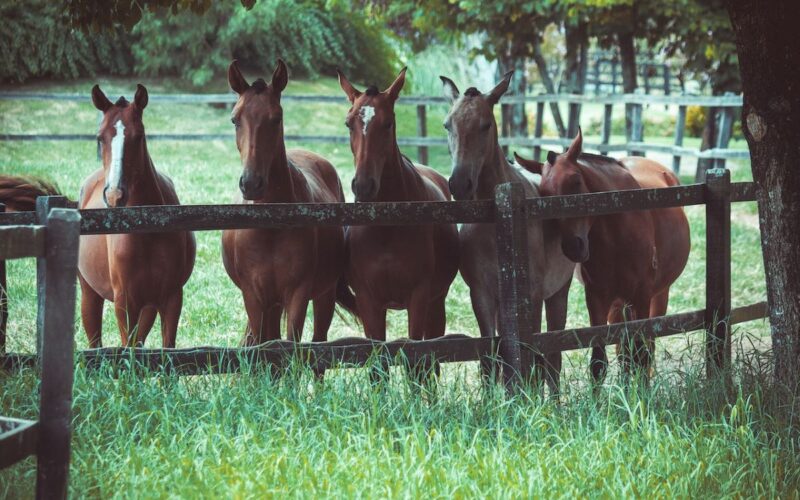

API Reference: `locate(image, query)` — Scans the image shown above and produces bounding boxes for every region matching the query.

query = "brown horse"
[337,68,459,342]
[79,84,196,348]
[440,73,575,392]
[515,130,690,382]
[222,60,347,344]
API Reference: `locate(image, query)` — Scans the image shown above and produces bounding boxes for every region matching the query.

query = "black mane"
[114,96,129,107]
[464,87,481,97]
[365,85,380,96]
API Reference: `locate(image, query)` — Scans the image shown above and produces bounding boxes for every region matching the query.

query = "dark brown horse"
[79,84,196,348]
[222,60,347,344]
[337,68,459,342]
[0,175,62,212]
[515,131,690,381]
[440,73,574,392]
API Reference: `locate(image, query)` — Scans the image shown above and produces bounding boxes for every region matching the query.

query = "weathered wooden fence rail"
[0,92,745,172]
[0,170,767,390]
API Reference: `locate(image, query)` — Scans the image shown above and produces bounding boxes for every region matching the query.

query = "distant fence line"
[0,91,745,173]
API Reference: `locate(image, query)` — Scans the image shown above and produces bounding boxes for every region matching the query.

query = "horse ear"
[91,85,112,112]
[228,60,250,95]
[134,84,148,110]
[337,69,362,103]
[547,150,559,165]
[440,75,459,104]
[385,66,407,101]
[566,127,583,160]
[271,58,288,94]
[513,151,543,175]
[486,70,513,105]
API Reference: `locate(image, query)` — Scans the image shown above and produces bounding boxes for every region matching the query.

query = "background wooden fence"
[0,169,767,391]
[0,92,743,175]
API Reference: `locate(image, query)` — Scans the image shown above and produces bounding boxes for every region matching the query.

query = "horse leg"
[525,296,544,391]
[79,274,104,348]
[543,280,571,398]
[135,306,158,347]
[241,293,267,346]
[312,288,336,343]
[113,295,143,347]
[469,287,497,383]
[585,291,611,386]
[356,295,388,383]
[158,291,183,348]
[416,294,447,382]
[285,291,310,343]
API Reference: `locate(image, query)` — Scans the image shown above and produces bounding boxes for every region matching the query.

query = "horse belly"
[78,234,113,301]
[107,234,190,304]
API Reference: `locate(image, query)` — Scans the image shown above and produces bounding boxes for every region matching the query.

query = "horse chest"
[229,228,317,286]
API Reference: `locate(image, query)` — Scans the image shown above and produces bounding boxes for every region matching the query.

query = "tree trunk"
[695,107,718,182]
[726,0,800,394]
[496,51,528,141]
[564,21,588,138]
[532,40,566,137]
[618,30,639,147]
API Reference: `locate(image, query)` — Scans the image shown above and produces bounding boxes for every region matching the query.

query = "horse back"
[287,148,345,203]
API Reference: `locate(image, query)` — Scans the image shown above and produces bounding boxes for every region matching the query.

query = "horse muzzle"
[448,171,475,200]
[103,185,126,208]
[239,173,264,201]
[352,176,377,202]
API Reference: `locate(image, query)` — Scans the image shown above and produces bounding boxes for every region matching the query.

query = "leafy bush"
[131,0,397,88]
[685,105,706,137]
[0,0,133,83]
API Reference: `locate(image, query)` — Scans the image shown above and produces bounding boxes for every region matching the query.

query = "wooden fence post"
[533,101,544,161]
[500,103,510,156]
[0,203,6,356]
[416,104,428,165]
[494,183,532,393]
[643,64,651,95]
[611,60,618,94]
[627,102,644,156]
[36,208,79,500]
[593,60,601,95]
[673,105,687,174]
[663,66,671,96]
[713,103,734,170]
[600,104,613,156]
[36,196,68,359]
[705,168,732,376]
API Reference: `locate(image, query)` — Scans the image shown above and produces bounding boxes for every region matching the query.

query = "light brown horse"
[337,68,459,342]
[440,73,575,392]
[515,130,690,382]
[222,60,347,344]
[79,84,196,348]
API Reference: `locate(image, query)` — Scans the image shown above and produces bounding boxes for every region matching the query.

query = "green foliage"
[130,0,397,88]
[0,0,133,83]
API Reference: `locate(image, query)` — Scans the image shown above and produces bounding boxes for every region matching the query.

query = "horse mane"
[114,96,129,107]
[464,87,481,97]
[365,85,380,96]
[578,152,627,170]
[251,78,268,93]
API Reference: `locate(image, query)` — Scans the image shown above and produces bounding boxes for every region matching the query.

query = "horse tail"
[335,275,360,323]
[0,175,63,212]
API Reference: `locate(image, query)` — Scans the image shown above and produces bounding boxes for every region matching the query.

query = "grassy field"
[1,76,795,497]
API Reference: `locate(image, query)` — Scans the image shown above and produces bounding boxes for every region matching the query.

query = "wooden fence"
[0,91,743,174]
[0,169,767,391]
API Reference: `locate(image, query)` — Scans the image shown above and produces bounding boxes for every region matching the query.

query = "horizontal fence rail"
[0,92,747,164]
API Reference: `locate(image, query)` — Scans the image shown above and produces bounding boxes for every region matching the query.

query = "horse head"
[228,59,288,201]
[440,71,513,200]
[92,84,149,208]
[337,67,406,202]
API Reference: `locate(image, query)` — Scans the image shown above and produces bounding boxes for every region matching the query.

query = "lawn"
[2,76,795,498]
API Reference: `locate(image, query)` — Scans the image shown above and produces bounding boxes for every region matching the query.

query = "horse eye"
[345,120,352,130]
[385,120,394,130]
[480,122,491,131]
[231,118,240,128]
[443,121,451,131]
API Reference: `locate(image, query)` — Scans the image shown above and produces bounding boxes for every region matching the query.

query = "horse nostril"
[254,176,264,190]
[465,178,473,193]
[239,176,245,191]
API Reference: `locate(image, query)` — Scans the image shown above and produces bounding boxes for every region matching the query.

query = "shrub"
[0,0,133,83]
[131,0,397,88]
[685,105,706,137]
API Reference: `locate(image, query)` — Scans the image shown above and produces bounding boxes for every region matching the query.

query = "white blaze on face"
[360,106,375,135]
[107,120,125,190]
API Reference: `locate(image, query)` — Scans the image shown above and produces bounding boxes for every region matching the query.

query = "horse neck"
[475,134,519,199]
[375,142,420,202]
[261,140,303,203]
[126,140,165,206]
